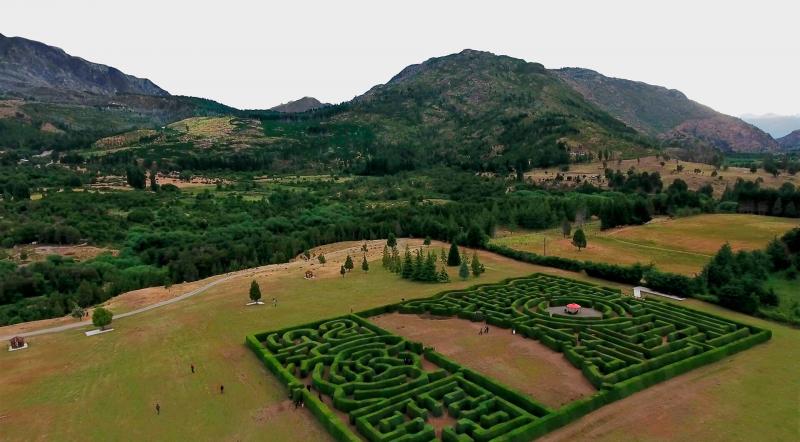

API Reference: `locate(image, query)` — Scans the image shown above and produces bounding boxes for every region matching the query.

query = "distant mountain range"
[270,96,329,113]
[778,130,800,150]
[741,114,800,139]
[0,35,790,164]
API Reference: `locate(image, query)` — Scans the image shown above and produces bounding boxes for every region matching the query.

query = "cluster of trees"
[700,234,794,314]
[722,180,799,218]
[383,244,449,283]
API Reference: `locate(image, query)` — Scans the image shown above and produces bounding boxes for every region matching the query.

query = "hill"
[556,68,779,153]
[778,129,800,150]
[741,113,800,138]
[270,96,329,113]
[0,34,236,152]
[331,50,651,172]
[0,33,167,101]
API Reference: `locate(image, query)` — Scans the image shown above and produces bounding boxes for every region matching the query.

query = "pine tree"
[401,247,414,279]
[459,260,470,280]
[447,242,461,266]
[438,267,450,283]
[423,252,437,281]
[423,236,432,246]
[249,280,262,302]
[412,250,424,280]
[344,255,354,272]
[572,228,587,251]
[439,248,447,264]
[561,219,572,238]
[391,247,401,273]
[471,251,485,277]
[381,245,390,268]
[387,233,397,248]
[318,254,326,265]
[362,255,370,271]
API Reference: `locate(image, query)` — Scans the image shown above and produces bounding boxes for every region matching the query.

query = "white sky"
[2,0,798,115]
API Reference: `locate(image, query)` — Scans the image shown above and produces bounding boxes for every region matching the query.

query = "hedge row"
[486,243,696,298]
[496,328,772,441]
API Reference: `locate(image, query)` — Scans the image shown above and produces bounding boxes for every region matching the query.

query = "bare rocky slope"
[0,33,167,101]
[555,67,779,153]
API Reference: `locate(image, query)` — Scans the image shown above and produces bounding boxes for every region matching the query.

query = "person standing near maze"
[155,403,160,415]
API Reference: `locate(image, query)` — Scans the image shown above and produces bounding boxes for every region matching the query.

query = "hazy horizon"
[2,0,798,116]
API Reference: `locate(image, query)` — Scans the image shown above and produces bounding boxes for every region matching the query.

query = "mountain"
[778,130,800,150]
[555,68,779,153]
[0,34,236,152]
[330,49,650,172]
[270,96,329,113]
[741,114,800,139]
[0,33,167,101]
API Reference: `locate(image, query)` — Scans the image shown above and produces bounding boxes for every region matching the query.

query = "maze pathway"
[247,273,770,441]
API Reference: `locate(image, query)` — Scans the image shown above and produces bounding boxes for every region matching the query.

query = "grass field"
[1,241,797,441]
[0,246,548,441]
[493,214,800,275]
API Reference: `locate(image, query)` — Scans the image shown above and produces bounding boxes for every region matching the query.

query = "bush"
[584,262,648,285]
[92,307,113,330]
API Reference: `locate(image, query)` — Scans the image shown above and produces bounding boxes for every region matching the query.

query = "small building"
[565,303,581,315]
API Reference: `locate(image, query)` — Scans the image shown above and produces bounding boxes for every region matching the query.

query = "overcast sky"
[3,0,798,116]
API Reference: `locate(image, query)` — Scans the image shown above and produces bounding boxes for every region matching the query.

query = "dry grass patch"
[370,313,596,408]
[526,155,799,195]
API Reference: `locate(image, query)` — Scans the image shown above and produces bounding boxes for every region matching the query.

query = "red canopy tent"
[565,303,581,314]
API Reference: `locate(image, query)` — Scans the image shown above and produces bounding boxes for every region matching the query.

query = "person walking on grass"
[155,403,160,415]
[191,364,195,374]
[220,384,224,394]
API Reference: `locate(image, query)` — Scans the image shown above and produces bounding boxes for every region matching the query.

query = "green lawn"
[0,251,538,441]
[493,214,799,275]
[1,246,797,441]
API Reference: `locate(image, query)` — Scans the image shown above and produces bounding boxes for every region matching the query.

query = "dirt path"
[0,239,431,340]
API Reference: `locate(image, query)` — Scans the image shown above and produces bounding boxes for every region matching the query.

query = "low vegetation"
[248,273,770,440]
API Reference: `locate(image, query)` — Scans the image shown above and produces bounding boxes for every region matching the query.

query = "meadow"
[492,214,800,275]
[0,241,797,441]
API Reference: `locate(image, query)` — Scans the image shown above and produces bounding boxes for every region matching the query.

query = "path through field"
[0,239,427,341]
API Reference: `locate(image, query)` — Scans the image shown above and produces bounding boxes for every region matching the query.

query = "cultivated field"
[493,214,800,275]
[1,239,797,441]
[526,155,800,195]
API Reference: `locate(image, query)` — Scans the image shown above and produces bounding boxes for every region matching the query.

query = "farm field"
[492,214,800,275]
[525,155,800,195]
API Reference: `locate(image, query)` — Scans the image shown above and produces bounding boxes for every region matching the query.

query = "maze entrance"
[246,273,770,441]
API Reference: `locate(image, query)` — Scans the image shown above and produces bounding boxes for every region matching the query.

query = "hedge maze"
[247,273,771,441]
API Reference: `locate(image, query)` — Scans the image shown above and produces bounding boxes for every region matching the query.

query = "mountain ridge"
[554,67,778,153]
[0,33,168,101]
